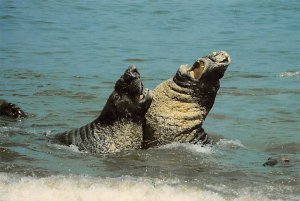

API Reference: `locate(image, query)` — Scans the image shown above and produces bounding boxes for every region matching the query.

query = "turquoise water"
[0,1,299,200]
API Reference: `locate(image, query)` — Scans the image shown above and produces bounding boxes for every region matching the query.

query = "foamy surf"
[279,71,300,77]
[216,139,246,149]
[0,173,282,201]
[158,143,214,154]
[157,139,246,154]
[50,143,88,153]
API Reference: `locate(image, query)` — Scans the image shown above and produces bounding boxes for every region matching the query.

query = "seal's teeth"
[190,60,205,80]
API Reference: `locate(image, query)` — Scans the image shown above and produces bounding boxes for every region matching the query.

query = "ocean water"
[0,0,299,200]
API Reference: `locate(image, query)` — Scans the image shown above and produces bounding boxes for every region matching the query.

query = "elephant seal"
[263,157,278,167]
[54,65,152,153]
[143,51,231,148]
[263,157,291,167]
[0,100,27,119]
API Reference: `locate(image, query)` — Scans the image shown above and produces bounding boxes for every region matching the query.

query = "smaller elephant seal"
[143,51,231,148]
[263,157,290,167]
[263,157,278,167]
[0,100,27,119]
[54,65,152,154]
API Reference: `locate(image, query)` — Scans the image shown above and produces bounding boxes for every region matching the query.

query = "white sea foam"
[216,139,246,149]
[0,126,21,132]
[279,71,300,77]
[68,144,81,152]
[51,143,87,153]
[0,126,22,137]
[0,173,284,201]
[44,130,52,137]
[158,143,214,154]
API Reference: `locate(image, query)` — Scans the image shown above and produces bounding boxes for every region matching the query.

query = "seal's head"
[0,100,27,119]
[174,51,230,86]
[99,65,152,124]
[173,51,231,111]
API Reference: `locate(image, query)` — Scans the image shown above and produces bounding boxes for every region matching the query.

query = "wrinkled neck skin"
[173,67,220,117]
[96,103,143,125]
[95,93,151,126]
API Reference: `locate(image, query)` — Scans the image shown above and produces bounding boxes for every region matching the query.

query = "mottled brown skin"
[54,66,152,153]
[0,100,27,119]
[143,51,231,148]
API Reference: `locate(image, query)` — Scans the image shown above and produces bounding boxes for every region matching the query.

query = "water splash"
[216,139,246,149]
[279,71,300,77]
[158,143,214,154]
[50,143,85,153]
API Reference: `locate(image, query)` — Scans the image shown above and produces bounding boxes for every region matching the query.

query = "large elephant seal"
[54,65,152,153]
[143,51,231,148]
[0,100,27,119]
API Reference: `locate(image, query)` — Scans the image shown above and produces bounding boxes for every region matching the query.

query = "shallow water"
[0,0,300,200]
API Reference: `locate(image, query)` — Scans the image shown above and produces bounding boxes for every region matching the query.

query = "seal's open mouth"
[139,88,152,103]
[115,65,152,105]
[189,59,206,80]
[189,51,231,80]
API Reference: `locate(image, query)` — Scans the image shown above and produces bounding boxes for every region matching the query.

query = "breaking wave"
[0,173,282,201]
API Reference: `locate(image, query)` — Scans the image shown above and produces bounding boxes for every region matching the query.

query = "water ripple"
[219,87,300,96]
[34,89,97,100]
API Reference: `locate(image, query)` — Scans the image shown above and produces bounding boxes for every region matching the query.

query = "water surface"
[1,1,299,200]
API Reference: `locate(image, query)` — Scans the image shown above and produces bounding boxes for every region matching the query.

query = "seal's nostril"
[123,73,132,81]
[128,65,137,72]
[123,65,140,81]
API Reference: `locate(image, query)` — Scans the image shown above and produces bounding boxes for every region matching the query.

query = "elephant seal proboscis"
[143,51,231,148]
[54,65,152,153]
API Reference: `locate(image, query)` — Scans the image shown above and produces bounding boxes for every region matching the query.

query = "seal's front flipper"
[190,127,213,146]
